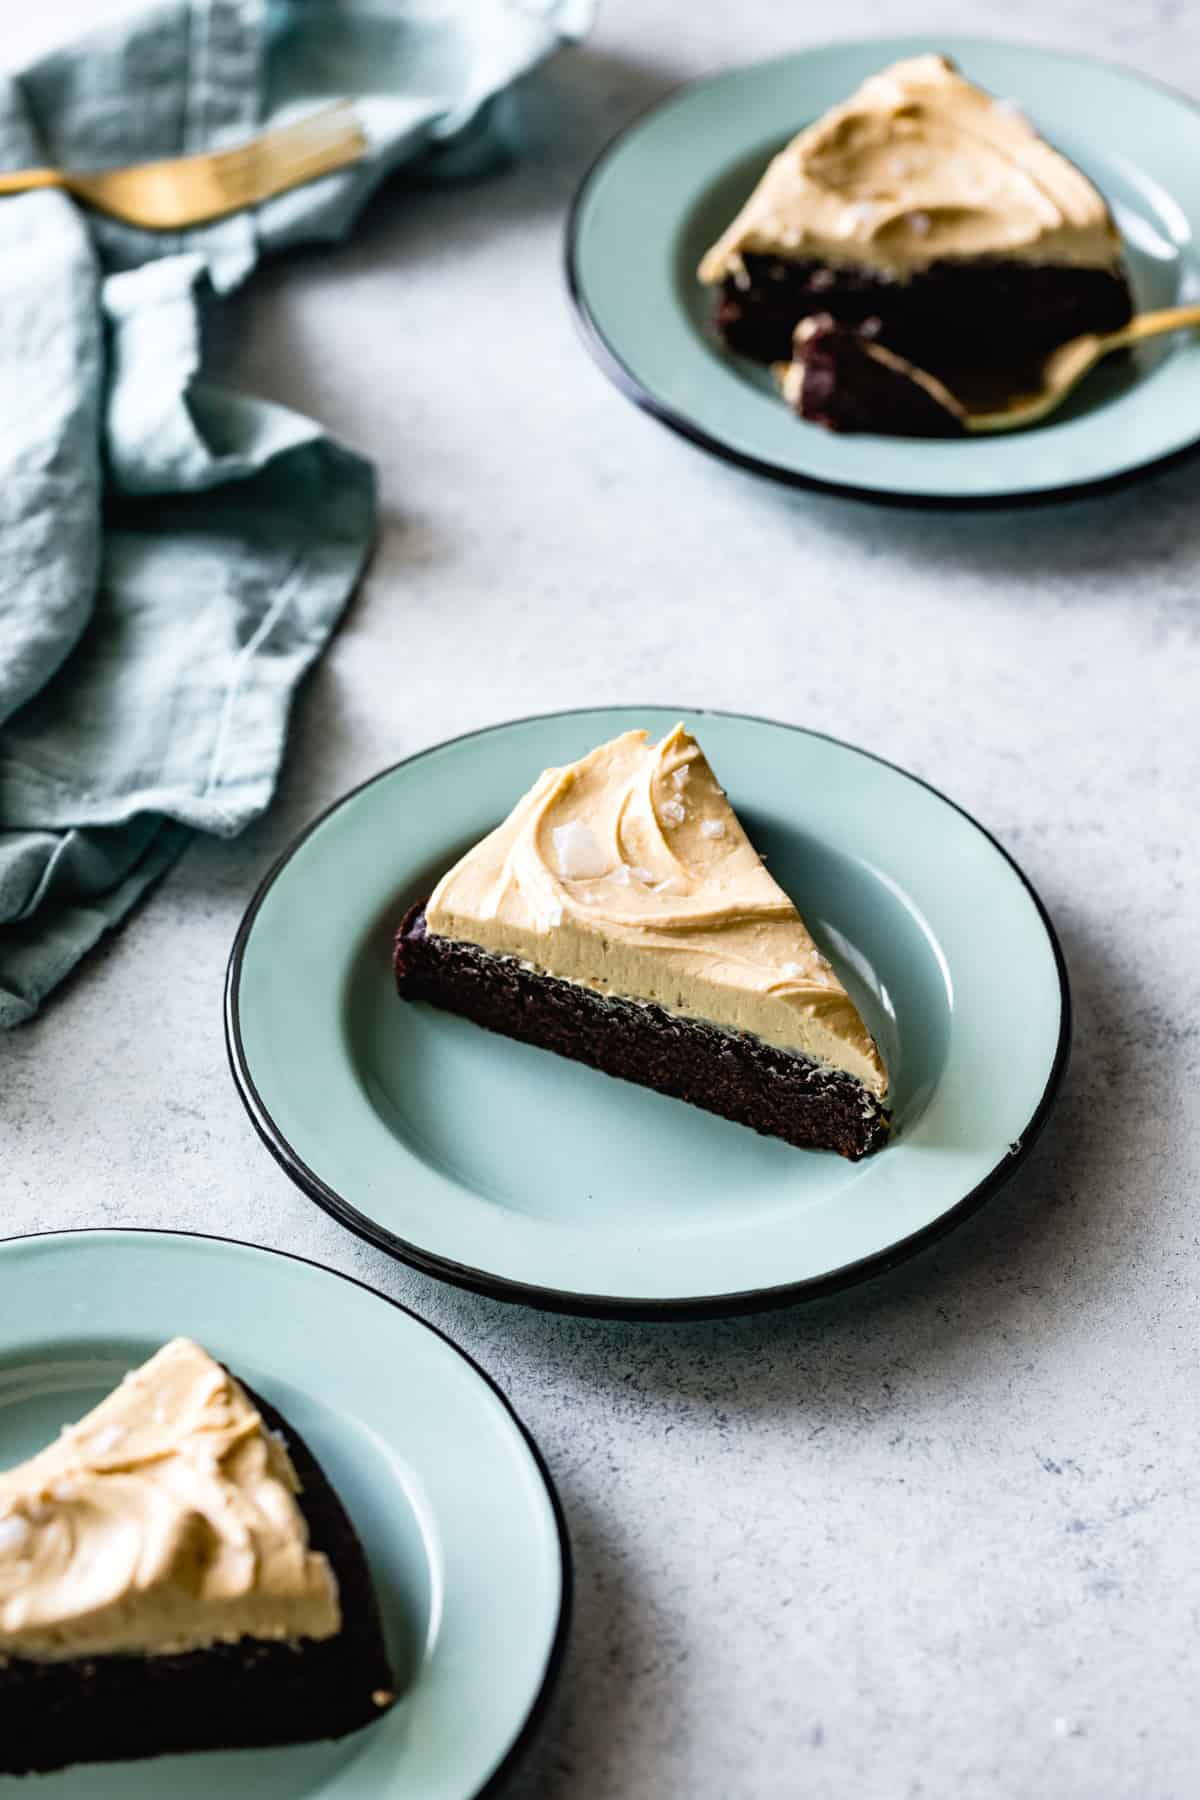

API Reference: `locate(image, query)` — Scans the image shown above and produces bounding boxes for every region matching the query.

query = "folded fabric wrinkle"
[0,0,591,1027]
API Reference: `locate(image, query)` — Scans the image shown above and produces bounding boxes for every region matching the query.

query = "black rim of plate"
[0,1226,572,1800]
[225,705,1073,1322]
[563,35,1200,510]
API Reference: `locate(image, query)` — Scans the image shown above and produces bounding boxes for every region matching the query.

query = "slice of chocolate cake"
[699,54,1133,433]
[0,1339,394,1776]
[395,724,889,1160]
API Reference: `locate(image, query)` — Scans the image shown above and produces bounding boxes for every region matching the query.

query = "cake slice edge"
[395,902,890,1161]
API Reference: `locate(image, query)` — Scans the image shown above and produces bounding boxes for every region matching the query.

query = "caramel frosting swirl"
[699,54,1123,282]
[427,724,886,1094]
[0,1339,340,1661]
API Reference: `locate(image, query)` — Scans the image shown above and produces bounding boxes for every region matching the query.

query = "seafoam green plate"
[0,1231,568,1799]
[566,36,1200,505]
[226,707,1069,1318]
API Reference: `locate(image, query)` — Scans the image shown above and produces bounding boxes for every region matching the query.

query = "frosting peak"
[699,54,1123,281]
[427,724,887,1094]
[0,1339,341,1661]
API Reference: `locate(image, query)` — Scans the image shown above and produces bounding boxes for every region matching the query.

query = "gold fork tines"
[0,100,369,229]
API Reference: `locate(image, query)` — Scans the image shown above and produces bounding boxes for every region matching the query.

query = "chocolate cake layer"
[715,252,1134,372]
[789,318,966,437]
[0,1386,394,1777]
[395,904,889,1161]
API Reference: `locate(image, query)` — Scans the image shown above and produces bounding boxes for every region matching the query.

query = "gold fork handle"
[0,168,68,195]
[1111,302,1200,347]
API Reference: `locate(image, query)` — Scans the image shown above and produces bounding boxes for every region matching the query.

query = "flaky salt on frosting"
[699,54,1123,282]
[426,724,886,1095]
[0,1339,340,1661]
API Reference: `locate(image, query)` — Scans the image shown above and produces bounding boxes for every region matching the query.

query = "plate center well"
[344,813,952,1228]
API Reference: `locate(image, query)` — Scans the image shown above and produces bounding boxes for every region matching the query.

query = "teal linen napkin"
[0,0,589,1027]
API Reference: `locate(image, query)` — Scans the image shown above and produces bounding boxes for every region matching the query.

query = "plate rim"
[563,32,1200,510]
[0,1225,572,1800]
[224,704,1073,1320]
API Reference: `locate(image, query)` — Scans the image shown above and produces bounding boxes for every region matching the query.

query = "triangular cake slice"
[0,1339,394,1775]
[395,724,889,1159]
[698,54,1132,405]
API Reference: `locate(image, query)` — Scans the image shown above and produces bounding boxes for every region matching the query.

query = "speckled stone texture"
[4,6,1200,1798]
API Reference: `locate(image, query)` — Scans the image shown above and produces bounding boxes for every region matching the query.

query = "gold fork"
[0,100,368,229]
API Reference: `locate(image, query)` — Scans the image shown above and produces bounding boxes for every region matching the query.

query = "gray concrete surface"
[4,4,1199,1796]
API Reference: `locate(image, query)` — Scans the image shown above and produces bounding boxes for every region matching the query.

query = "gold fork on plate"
[0,99,368,229]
